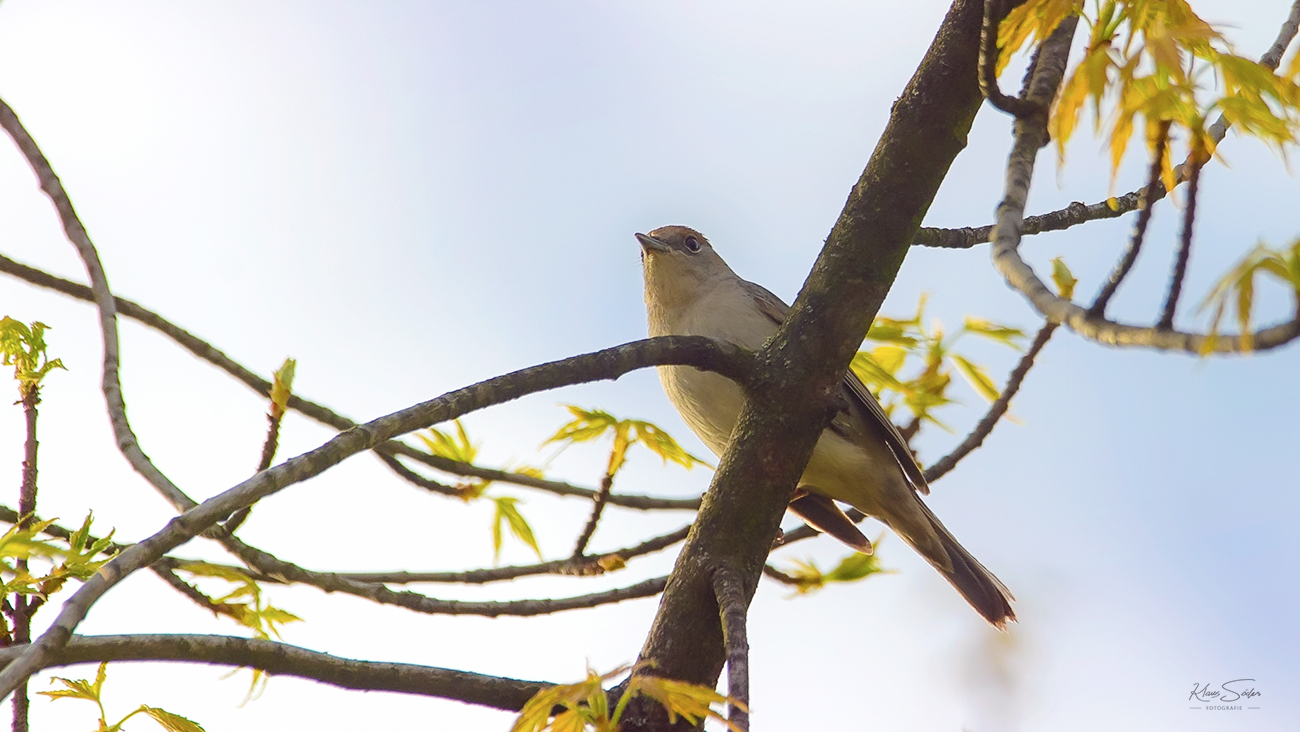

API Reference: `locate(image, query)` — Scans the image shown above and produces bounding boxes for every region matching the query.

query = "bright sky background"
[0,2,1297,731]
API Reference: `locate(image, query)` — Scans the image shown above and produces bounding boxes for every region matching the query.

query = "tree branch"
[712,565,750,732]
[1158,149,1203,330]
[339,525,690,585]
[0,634,547,711]
[978,0,1044,118]
[921,0,1300,251]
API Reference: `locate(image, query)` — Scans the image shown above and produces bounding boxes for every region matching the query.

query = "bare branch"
[0,97,195,514]
[712,565,750,732]
[923,321,1058,483]
[1089,121,1171,317]
[219,534,667,617]
[339,525,690,585]
[0,634,547,711]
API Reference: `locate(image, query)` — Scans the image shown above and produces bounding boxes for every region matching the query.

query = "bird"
[636,224,1015,628]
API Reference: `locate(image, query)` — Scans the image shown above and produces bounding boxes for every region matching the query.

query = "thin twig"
[148,564,243,622]
[1089,121,1171,317]
[712,565,750,732]
[571,473,614,560]
[10,384,41,732]
[220,533,667,618]
[339,525,691,585]
[1158,150,1203,330]
[226,394,290,533]
[924,321,1057,483]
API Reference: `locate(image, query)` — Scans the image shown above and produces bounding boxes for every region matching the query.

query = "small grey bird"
[637,225,1015,628]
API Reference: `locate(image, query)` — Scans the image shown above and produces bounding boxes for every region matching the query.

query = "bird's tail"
[909,499,1016,629]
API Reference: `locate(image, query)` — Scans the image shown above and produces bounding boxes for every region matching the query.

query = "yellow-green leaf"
[952,355,1001,403]
[1050,257,1078,299]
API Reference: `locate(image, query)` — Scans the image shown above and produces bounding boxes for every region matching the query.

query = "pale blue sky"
[0,2,1296,731]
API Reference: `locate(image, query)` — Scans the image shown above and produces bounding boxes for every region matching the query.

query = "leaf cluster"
[511,664,743,732]
[38,662,205,732]
[0,513,113,640]
[545,405,712,477]
[853,296,1025,432]
[776,545,891,595]
[1199,236,1300,352]
[1000,0,1300,184]
[173,562,302,641]
[0,317,66,392]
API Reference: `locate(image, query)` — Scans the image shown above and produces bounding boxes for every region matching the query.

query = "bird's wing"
[740,279,931,495]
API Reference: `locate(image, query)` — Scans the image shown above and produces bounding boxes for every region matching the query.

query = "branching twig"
[712,565,750,732]
[1089,121,1171,317]
[0,634,549,710]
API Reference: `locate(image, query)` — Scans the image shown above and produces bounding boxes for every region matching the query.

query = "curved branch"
[0,337,741,697]
[0,254,700,512]
[0,97,195,513]
[0,634,547,711]
[978,0,1045,118]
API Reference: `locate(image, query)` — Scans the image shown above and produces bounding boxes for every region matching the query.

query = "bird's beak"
[635,233,669,253]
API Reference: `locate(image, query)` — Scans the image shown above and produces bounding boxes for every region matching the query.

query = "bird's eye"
[684,236,701,252]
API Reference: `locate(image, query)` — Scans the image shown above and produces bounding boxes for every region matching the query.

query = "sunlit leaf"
[141,706,207,732]
[1050,257,1078,299]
